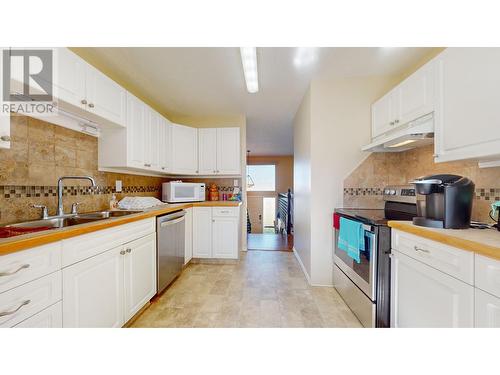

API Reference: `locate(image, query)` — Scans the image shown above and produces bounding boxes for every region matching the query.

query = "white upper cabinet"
[126,93,146,169]
[144,108,160,171]
[54,48,86,109]
[398,60,436,126]
[159,116,172,172]
[434,48,500,163]
[171,123,198,175]
[217,127,241,175]
[198,128,218,174]
[85,64,127,128]
[371,59,436,139]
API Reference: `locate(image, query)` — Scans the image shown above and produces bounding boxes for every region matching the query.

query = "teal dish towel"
[338,217,364,263]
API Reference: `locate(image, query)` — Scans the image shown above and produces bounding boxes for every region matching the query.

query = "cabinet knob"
[390,121,394,126]
[126,248,132,253]
[395,119,399,124]
[433,153,439,158]
[88,103,95,108]
[81,99,87,105]
[120,250,126,255]
[144,163,151,167]
[196,170,199,173]
[0,135,11,142]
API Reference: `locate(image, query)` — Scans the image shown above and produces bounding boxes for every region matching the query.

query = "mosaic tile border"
[0,185,160,199]
[344,187,500,201]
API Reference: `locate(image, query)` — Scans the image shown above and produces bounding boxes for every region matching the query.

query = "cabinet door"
[434,48,500,162]
[144,109,160,171]
[55,48,86,109]
[192,207,212,258]
[391,251,473,328]
[217,127,241,175]
[158,116,171,172]
[184,208,193,264]
[198,128,217,174]
[63,246,124,328]
[123,234,157,322]
[212,217,239,259]
[371,94,392,138]
[475,288,500,328]
[171,124,198,174]
[85,64,126,127]
[127,93,146,168]
[398,60,436,126]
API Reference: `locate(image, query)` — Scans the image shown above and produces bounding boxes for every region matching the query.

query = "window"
[247,164,276,191]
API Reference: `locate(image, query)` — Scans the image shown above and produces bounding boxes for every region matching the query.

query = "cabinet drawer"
[0,272,62,327]
[0,243,61,294]
[475,254,500,298]
[14,301,62,328]
[212,207,239,217]
[62,218,155,267]
[391,229,474,284]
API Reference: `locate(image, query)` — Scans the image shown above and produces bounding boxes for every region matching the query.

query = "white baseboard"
[292,246,311,285]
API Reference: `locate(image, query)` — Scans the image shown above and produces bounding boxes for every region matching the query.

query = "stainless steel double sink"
[5,210,142,230]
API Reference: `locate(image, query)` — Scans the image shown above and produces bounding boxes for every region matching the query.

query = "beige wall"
[293,87,312,280]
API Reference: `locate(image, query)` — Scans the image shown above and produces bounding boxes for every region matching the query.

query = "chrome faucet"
[57,176,96,216]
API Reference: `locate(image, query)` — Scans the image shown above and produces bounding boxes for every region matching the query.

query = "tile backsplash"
[343,144,500,223]
[0,114,165,225]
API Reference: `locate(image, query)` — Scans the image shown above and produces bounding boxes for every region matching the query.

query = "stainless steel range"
[333,185,417,328]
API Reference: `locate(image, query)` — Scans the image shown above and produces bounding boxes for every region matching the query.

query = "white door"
[158,117,171,172]
[127,94,146,169]
[371,93,392,138]
[171,124,198,174]
[212,217,239,259]
[54,48,86,109]
[144,109,160,171]
[475,288,500,328]
[398,60,436,125]
[434,48,500,162]
[85,64,126,127]
[216,127,241,175]
[123,234,157,322]
[391,251,474,328]
[184,208,193,264]
[63,246,124,328]
[192,207,212,258]
[198,128,217,174]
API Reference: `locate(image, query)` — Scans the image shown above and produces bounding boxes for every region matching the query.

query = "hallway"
[247,233,294,251]
[131,251,361,328]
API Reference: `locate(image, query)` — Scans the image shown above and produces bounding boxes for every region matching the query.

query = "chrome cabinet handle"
[88,103,95,108]
[414,246,430,253]
[81,99,87,105]
[126,248,132,253]
[195,170,199,173]
[0,264,30,277]
[390,121,394,125]
[144,163,151,167]
[395,119,399,124]
[120,250,126,255]
[0,300,31,317]
[0,135,11,142]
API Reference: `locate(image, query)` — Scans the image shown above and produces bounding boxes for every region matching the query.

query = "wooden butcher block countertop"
[0,201,242,256]
[388,221,500,261]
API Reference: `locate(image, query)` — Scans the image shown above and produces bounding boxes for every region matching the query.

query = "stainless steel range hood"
[362,113,434,153]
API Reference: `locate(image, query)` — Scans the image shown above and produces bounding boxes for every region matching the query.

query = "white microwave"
[162,182,206,203]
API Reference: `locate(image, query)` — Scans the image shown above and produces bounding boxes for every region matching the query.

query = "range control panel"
[383,185,417,203]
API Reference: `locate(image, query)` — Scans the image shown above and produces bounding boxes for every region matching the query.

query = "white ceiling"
[73,47,438,156]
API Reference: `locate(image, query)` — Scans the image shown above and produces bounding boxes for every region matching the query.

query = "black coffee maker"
[411,174,475,229]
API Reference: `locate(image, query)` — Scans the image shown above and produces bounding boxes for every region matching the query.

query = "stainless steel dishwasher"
[156,210,186,294]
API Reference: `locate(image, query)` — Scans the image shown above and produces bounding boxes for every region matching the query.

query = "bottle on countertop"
[110,194,118,210]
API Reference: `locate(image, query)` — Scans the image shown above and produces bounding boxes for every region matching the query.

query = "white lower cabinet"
[184,208,193,264]
[475,288,500,328]
[15,302,62,328]
[391,250,474,328]
[192,207,240,259]
[63,233,156,328]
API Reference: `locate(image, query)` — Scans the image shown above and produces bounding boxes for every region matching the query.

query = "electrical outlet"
[233,179,239,187]
[115,180,122,192]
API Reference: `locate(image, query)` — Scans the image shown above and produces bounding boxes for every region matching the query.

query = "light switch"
[115,180,122,192]
[233,179,239,187]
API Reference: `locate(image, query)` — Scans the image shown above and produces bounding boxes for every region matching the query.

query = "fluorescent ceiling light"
[240,47,259,93]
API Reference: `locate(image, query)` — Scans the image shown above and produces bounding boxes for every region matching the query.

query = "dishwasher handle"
[160,216,185,227]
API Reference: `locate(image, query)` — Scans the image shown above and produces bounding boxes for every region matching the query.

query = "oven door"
[334,221,377,301]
